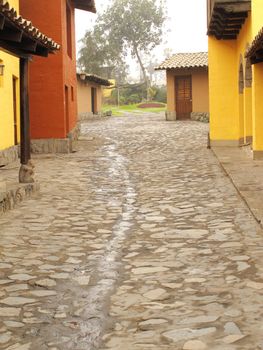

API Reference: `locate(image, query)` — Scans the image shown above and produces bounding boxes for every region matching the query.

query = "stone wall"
[165,111,177,121]
[191,112,209,123]
[78,112,105,121]
[0,146,18,166]
[68,124,80,141]
[0,182,40,216]
[31,138,72,154]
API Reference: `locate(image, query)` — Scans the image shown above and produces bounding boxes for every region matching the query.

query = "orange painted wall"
[20,0,78,139]
[77,79,103,115]
[167,68,209,113]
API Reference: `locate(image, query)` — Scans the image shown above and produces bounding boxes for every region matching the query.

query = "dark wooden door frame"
[91,87,96,114]
[175,75,193,119]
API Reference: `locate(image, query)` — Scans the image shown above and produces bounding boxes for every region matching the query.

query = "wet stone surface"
[0,113,263,349]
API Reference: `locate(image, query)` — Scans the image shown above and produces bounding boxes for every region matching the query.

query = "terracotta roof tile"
[246,27,263,59]
[156,52,208,70]
[77,73,112,86]
[0,0,60,52]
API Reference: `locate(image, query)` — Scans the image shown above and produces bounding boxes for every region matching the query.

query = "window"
[71,86,74,101]
[66,2,72,58]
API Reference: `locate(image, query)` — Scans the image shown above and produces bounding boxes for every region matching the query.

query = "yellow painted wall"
[251,0,263,151]
[209,0,263,151]
[192,69,209,112]
[166,68,209,114]
[252,0,263,37]
[244,87,252,140]
[77,79,102,114]
[0,0,20,151]
[208,38,239,141]
[252,63,263,151]
[166,70,175,112]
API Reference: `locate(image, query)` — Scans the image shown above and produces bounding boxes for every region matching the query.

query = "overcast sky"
[75,0,208,77]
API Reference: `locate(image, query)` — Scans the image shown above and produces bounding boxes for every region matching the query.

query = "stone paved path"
[0,113,263,350]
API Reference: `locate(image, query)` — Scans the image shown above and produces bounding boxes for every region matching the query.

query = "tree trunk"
[133,45,150,101]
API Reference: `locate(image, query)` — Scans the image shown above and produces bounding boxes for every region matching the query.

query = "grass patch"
[102,103,166,116]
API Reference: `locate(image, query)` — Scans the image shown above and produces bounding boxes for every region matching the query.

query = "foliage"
[153,85,167,103]
[101,0,166,88]
[78,26,128,83]
[78,0,166,90]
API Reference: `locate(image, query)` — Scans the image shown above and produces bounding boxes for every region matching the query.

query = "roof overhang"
[246,27,263,64]
[0,1,59,58]
[73,0,96,13]
[207,0,251,40]
[155,65,208,71]
[77,73,112,86]
[155,52,208,71]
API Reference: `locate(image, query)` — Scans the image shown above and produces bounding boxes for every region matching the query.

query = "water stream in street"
[72,142,137,349]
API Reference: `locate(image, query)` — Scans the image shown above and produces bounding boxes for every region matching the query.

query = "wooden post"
[20,57,30,165]
[19,57,35,183]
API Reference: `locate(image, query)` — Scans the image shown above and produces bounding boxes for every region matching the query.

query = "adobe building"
[77,73,111,120]
[20,0,96,154]
[156,52,209,121]
[207,0,263,159]
[0,0,59,191]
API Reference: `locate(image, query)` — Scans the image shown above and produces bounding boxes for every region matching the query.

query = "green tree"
[78,25,128,83]
[78,0,166,97]
[100,0,166,98]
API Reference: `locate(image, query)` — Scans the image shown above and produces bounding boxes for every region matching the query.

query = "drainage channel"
[71,142,137,350]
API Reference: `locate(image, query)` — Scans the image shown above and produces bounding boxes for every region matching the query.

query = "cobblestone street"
[0,113,263,350]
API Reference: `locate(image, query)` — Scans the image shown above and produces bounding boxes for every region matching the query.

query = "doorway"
[175,76,192,119]
[91,87,97,114]
[238,61,245,144]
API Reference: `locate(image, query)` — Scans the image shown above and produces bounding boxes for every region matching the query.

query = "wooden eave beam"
[0,14,5,30]
[20,37,38,53]
[251,56,263,64]
[216,2,251,13]
[0,26,23,42]
[208,1,250,39]
[0,40,31,58]
[34,45,49,57]
[0,36,50,57]
[0,14,55,57]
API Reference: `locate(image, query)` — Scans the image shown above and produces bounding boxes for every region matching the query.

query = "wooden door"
[12,77,18,145]
[91,87,97,114]
[175,76,192,119]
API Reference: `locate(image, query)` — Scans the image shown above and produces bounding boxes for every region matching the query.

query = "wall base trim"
[165,111,176,121]
[78,112,104,121]
[0,181,39,216]
[210,139,240,147]
[0,145,19,166]
[245,135,253,144]
[31,138,72,154]
[191,112,209,123]
[253,151,263,160]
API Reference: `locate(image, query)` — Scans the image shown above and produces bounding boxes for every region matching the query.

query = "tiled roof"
[0,0,60,52]
[74,0,96,13]
[246,27,263,63]
[155,52,208,70]
[77,73,112,86]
